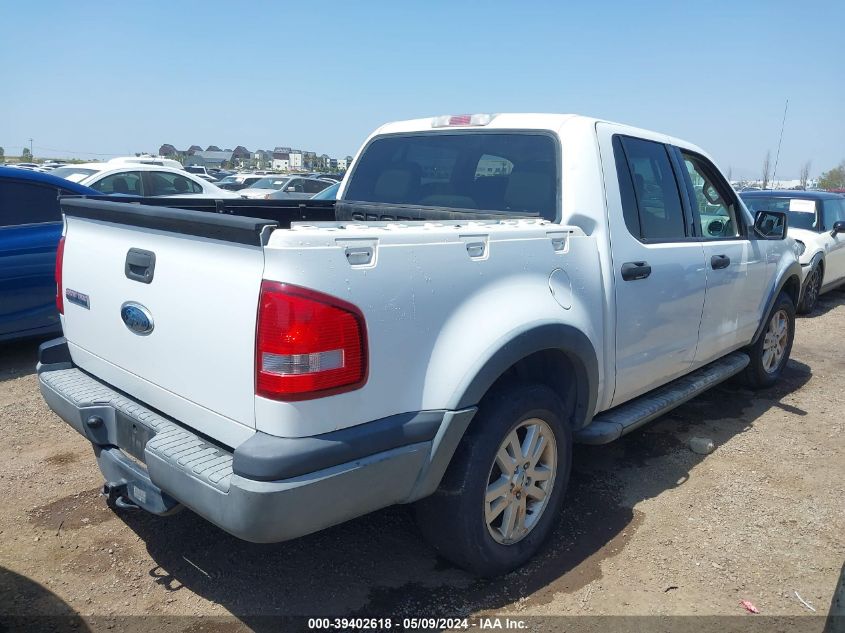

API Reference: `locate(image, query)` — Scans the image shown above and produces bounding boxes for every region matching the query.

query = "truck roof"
[370,113,710,160]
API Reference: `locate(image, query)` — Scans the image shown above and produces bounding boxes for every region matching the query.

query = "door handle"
[621,261,652,281]
[710,254,731,270]
[125,248,156,284]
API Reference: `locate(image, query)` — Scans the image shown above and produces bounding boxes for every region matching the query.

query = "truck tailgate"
[59,199,277,446]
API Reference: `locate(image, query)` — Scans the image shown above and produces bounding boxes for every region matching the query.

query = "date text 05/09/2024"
[307,617,528,630]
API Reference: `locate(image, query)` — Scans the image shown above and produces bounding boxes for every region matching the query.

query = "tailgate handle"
[125,248,156,284]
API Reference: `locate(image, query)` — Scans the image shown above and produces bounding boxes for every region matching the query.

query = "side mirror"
[753,210,788,240]
[286,186,296,192]
[831,220,845,237]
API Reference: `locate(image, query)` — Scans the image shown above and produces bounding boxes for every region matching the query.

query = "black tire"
[797,263,822,314]
[742,291,795,388]
[414,383,572,577]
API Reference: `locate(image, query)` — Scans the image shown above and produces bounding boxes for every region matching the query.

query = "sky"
[1,1,843,179]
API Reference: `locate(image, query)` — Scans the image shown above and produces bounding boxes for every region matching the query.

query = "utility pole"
[28,138,33,158]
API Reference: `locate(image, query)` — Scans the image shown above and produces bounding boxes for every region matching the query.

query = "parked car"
[0,166,97,342]
[215,174,266,191]
[741,190,845,313]
[266,177,333,200]
[40,113,800,577]
[185,165,211,177]
[238,176,296,199]
[54,163,239,198]
[109,156,185,171]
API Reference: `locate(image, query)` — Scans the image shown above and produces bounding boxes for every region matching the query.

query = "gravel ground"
[0,292,843,631]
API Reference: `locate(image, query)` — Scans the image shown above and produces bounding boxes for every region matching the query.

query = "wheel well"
[783,274,801,306]
[481,349,580,429]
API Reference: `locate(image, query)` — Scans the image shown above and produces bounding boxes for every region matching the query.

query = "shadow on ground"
[80,358,813,628]
[0,566,90,632]
[0,336,49,381]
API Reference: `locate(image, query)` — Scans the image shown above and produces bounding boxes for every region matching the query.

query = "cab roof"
[0,166,98,194]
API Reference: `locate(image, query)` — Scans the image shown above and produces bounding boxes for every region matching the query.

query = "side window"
[91,172,143,196]
[0,181,62,226]
[615,136,687,240]
[303,179,329,194]
[680,152,741,239]
[147,172,203,196]
[823,199,845,226]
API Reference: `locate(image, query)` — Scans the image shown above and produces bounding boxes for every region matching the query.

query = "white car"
[238,175,294,199]
[741,191,845,313]
[41,113,800,577]
[52,163,239,198]
[110,155,185,171]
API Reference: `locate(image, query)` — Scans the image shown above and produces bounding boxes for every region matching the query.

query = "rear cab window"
[344,133,559,221]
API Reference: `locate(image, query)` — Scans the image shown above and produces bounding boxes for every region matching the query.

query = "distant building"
[254,149,272,169]
[272,152,290,171]
[186,150,234,168]
[232,146,251,161]
[289,149,303,171]
[159,144,178,157]
[187,145,203,155]
[206,145,222,152]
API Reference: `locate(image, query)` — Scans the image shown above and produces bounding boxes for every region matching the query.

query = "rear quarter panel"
[257,223,604,438]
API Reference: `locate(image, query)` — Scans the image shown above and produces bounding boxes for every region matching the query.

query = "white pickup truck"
[39,113,801,576]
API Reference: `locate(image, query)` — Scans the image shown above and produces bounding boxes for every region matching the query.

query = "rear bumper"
[38,339,475,542]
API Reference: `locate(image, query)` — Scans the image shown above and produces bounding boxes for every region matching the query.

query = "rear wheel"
[414,384,571,577]
[797,264,822,314]
[742,291,795,388]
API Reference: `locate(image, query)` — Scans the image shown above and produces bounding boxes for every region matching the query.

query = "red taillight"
[55,236,65,314]
[256,281,367,401]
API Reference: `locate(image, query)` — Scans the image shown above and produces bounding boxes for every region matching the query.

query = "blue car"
[0,167,97,342]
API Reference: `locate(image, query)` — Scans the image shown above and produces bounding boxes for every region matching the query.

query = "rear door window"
[344,133,558,220]
[0,181,63,226]
[614,136,687,240]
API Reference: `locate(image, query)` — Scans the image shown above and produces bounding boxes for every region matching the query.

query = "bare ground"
[0,292,843,630]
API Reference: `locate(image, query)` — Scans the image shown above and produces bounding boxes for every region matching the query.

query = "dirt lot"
[1,293,843,631]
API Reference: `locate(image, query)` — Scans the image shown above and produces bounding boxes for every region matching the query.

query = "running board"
[575,352,750,445]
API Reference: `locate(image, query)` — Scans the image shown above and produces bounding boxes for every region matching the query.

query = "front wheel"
[742,291,795,388]
[414,384,572,577]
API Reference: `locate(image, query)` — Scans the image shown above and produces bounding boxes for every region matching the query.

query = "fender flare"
[752,261,802,344]
[807,251,825,273]
[453,323,599,430]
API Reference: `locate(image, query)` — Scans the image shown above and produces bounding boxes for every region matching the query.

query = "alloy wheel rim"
[761,309,789,373]
[484,418,557,545]
[806,269,820,307]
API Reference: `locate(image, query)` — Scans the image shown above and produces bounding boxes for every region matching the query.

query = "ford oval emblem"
[120,302,154,336]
